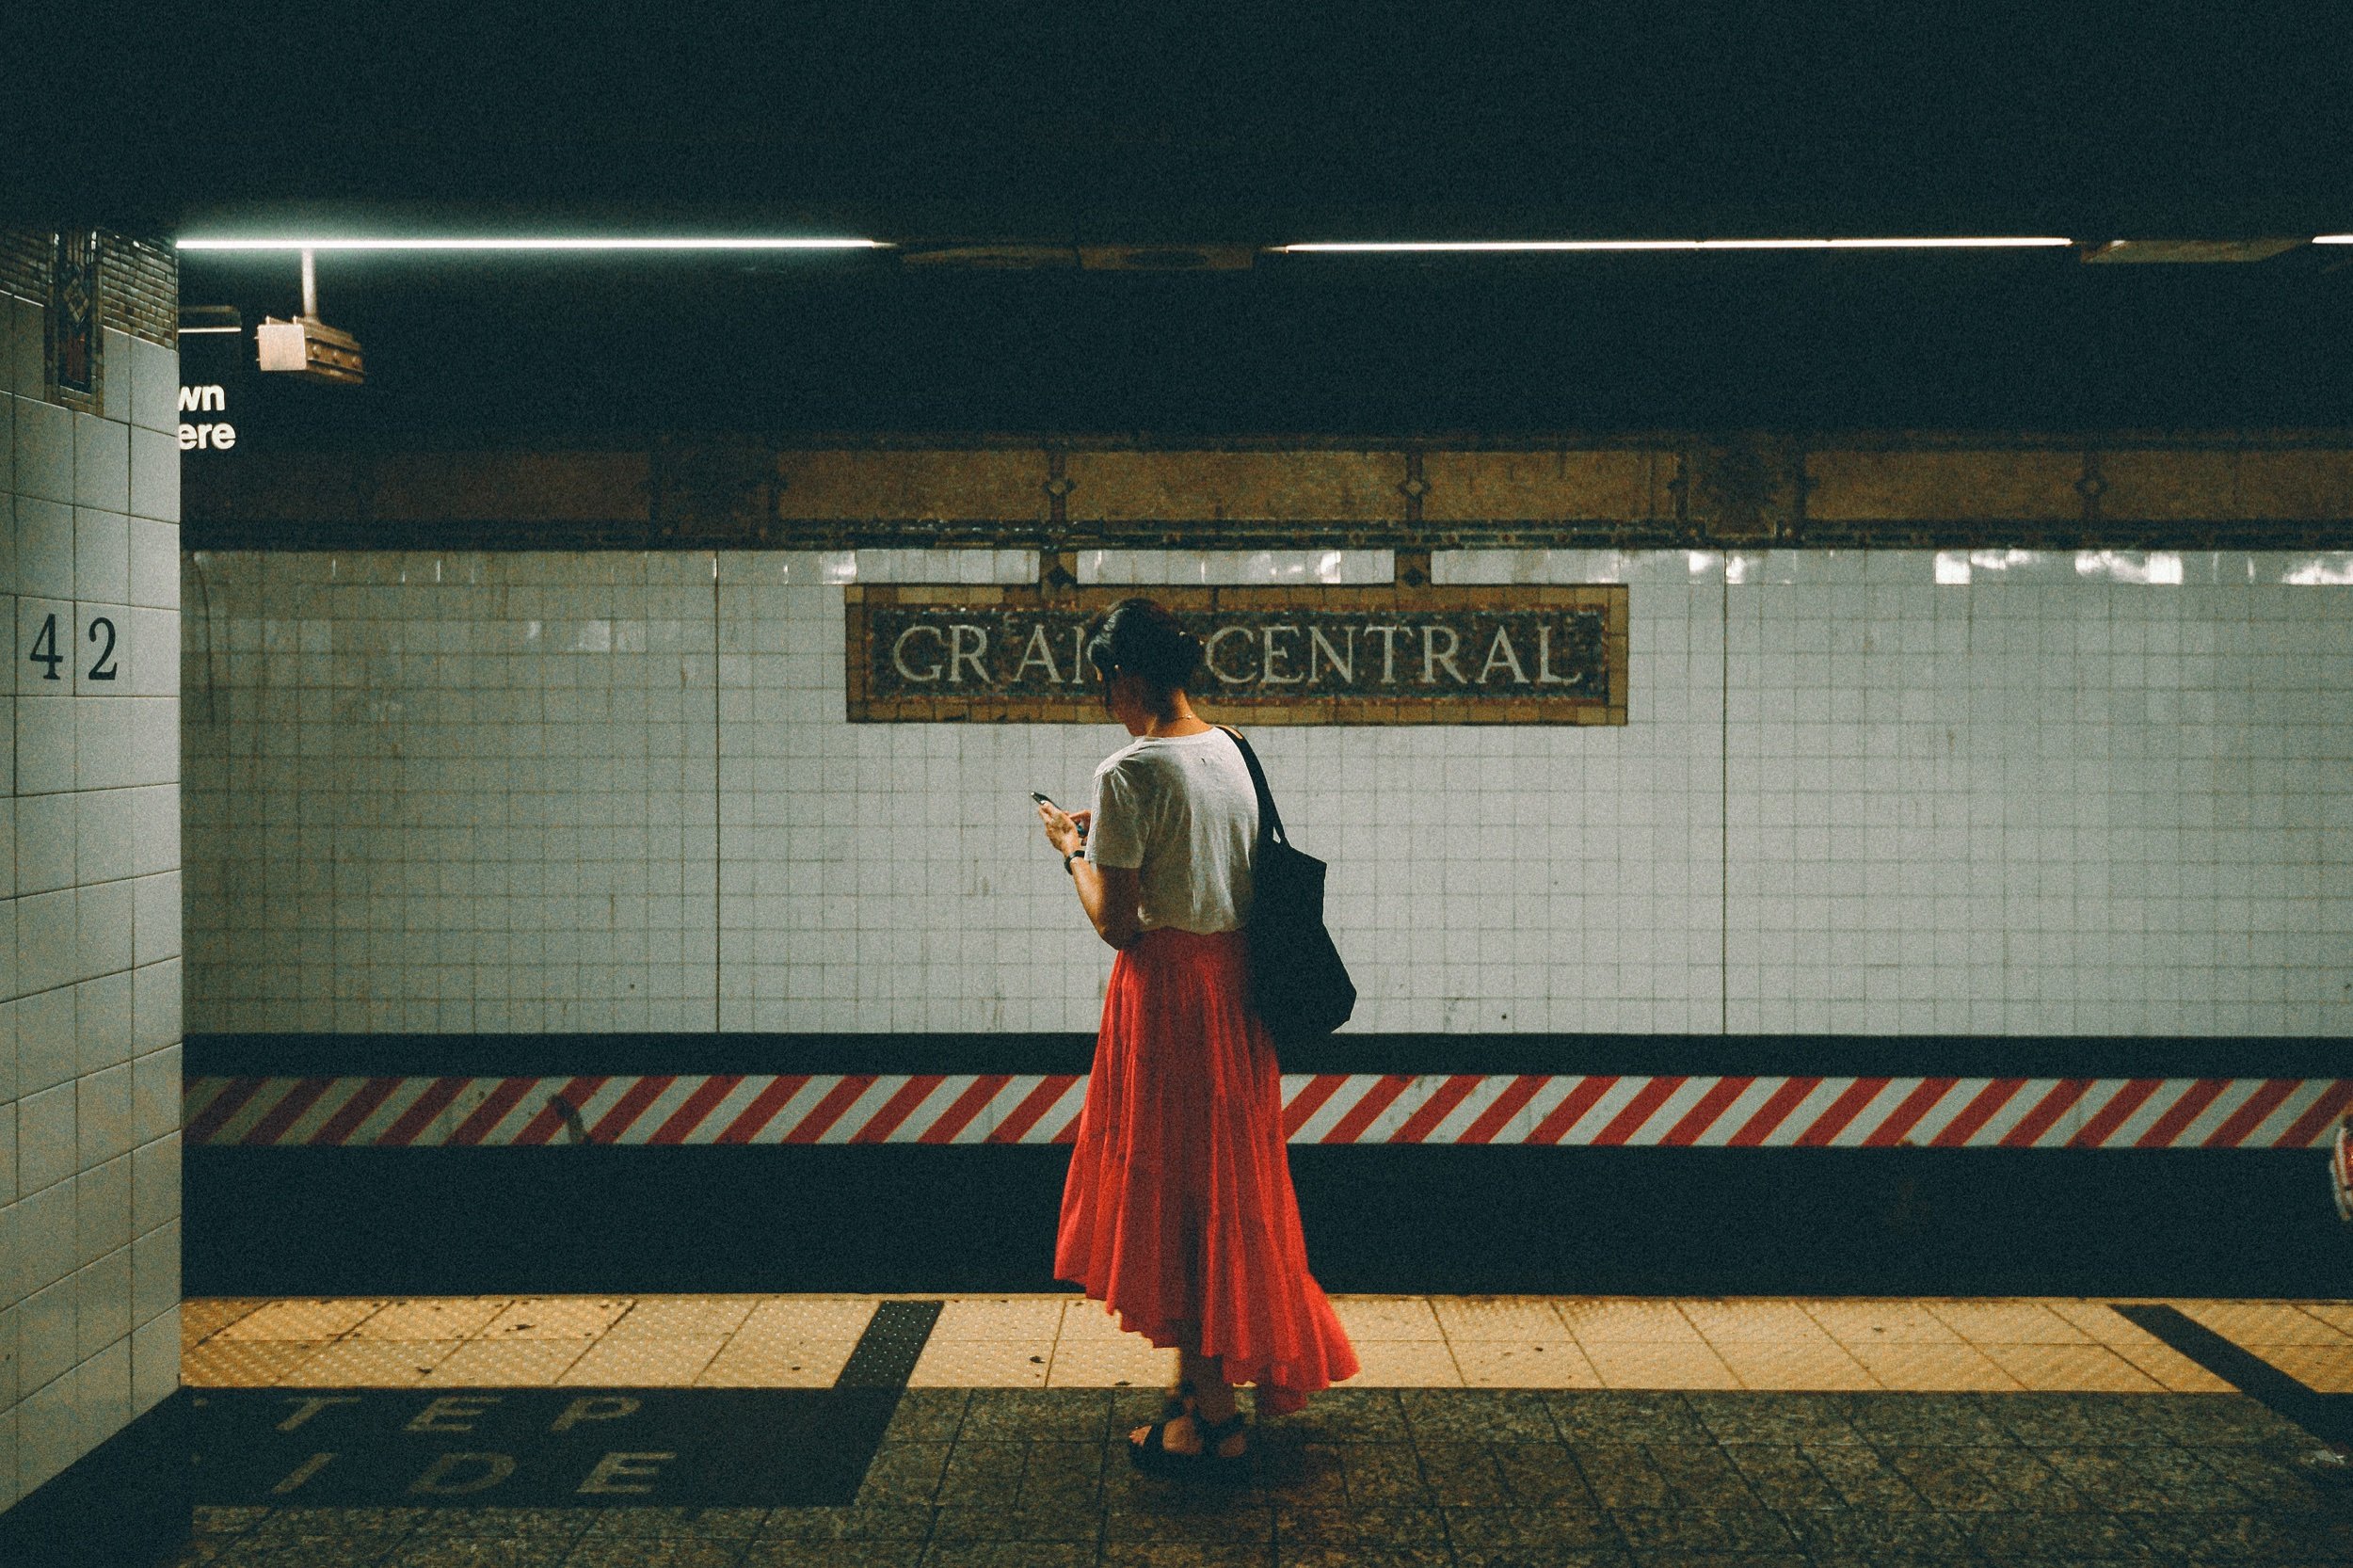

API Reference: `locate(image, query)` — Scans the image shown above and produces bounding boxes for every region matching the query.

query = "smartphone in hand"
[1032,792,1087,837]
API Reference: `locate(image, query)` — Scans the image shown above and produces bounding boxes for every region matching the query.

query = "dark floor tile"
[858,1443,953,1506]
[1848,1394,2022,1449]
[574,1508,768,1539]
[2185,1442,2345,1512]
[739,1544,929,1568]
[1996,1395,2170,1449]
[1264,1390,1409,1443]
[1565,1446,1671,1511]
[882,1391,972,1446]
[1626,1554,1806,1568]
[1337,1443,1436,1506]
[1400,1391,1560,1445]
[1545,1392,1709,1448]
[1451,1550,1628,1568]
[192,1507,277,1537]
[1445,1503,1623,1554]
[1273,1503,1450,1546]
[381,1510,601,1567]
[1244,1438,1347,1505]
[1491,1441,1598,1508]
[1275,1544,1453,1568]
[930,1501,1101,1544]
[1102,1495,1275,1544]
[1961,1510,2156,1563]
[2039,1447,2249,1512]
[2129,1508,2353,1562]
[1099,1544,1272,1567]
[1607,1506,1796,1556]
[1800,1438,1932,1510]
[1682,1391,1864,1448]
[1413,1442,1509,1506]
[1718,1443,1842,1510]
[936,1439,1030,1504]
[755,1505,936,1543]
[1773,1505,1969,1565]
[960,1390,1112,1444]
[559,1537,749,1568]
[1881,1445,2086,1512]
[921,1542,1097,1568]
[1640,1443,1758,1510]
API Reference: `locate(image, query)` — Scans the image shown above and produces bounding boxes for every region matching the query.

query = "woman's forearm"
[1072,860,1140,948]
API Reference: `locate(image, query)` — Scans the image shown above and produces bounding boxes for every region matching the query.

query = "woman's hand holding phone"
[1035,793,1091,856]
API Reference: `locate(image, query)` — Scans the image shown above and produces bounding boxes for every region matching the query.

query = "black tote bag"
[1218,727,1356,1043]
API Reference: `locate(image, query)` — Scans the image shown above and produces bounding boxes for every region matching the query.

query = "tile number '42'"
[29,612,117,681]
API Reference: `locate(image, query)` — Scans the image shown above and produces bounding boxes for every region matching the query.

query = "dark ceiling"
[19,2,2353,438]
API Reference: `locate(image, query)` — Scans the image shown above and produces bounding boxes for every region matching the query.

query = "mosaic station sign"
[846,584,1628,724]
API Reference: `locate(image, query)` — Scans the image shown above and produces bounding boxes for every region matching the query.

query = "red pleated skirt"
[1054,925,1359,1415]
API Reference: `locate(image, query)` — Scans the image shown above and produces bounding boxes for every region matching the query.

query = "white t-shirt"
[1085,728,1260,934]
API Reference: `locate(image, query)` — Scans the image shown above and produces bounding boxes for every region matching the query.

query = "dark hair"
[1084,597,1202,719]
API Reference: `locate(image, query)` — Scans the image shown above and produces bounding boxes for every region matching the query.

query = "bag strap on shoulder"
[1216,725,1287,847]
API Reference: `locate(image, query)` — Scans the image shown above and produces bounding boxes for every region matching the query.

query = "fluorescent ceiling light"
[2314,234,2353,245]
[1276,236,2073,252]
[176,236,887,251]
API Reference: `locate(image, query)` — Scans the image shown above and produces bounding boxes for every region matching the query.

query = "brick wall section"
[185,436,2353,552]
[100,237,179,347]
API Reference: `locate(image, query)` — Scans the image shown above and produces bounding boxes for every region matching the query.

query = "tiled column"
[0,236,183,1510]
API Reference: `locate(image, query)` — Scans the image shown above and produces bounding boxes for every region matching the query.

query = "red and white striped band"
[184,1072,2353,1151]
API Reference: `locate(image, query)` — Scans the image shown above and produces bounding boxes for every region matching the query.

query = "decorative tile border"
[186,1073,2353,1150]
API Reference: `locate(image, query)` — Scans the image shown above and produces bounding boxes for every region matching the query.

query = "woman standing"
[1037,598,1359,1474]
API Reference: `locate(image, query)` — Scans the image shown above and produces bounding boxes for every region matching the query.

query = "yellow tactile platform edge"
[177,1294,2353,1395]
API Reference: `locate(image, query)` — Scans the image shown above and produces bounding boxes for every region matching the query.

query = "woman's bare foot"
[1128,1411,1247,1457]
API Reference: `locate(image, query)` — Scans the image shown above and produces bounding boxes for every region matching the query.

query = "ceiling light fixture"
[2313,235,2353,245]
[176,236,888,252]
[1274,236,2075,252]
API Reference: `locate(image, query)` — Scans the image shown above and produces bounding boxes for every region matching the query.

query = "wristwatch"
[1064,847,1085,873]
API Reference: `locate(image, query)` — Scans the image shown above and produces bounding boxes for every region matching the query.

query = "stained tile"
[1056,1297,1130,1339]
[736,1298,882,1341]
[1329,1296,1444,1341]
[351,1298,509,1340]
[1801,1299,1964,1344]
[1433,1298,1566,1341]
[1975,1342,2164,1392]
[1713,1340,1878,1391]
[1450,1340,1601,1388]
[414,1338,589,1386]
[1925,1300,2093,1345]
[1334,1340,1463,1387]
[1045,1333,1176,1388]
[928,1298,1065,1340]
[2177,1300,2353,1346]
[182,1298,267,1343]
[558,1335,726,1385]
[181,1339,326,1386]
[278,1338,459,1387]
[1844,1340,2021,1391]
[601,1298,759,1338]
[1551,1299,1705,1343]
[1678,1300,1841,1345]
[696,1336,859,1387]
[2108,1340,2235,1393]
[478,1296,632,1339]
[1580,1339,1738,1390]
[216,1298,389,1341]
[2252,1344,2353,1392]
[905,1338,1052,1388]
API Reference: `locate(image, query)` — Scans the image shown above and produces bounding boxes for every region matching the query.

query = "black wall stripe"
[184,1030,2353,1080]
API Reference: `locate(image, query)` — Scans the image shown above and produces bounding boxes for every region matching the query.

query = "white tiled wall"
[2,304,182,1510]
[186,546,2353,1040]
